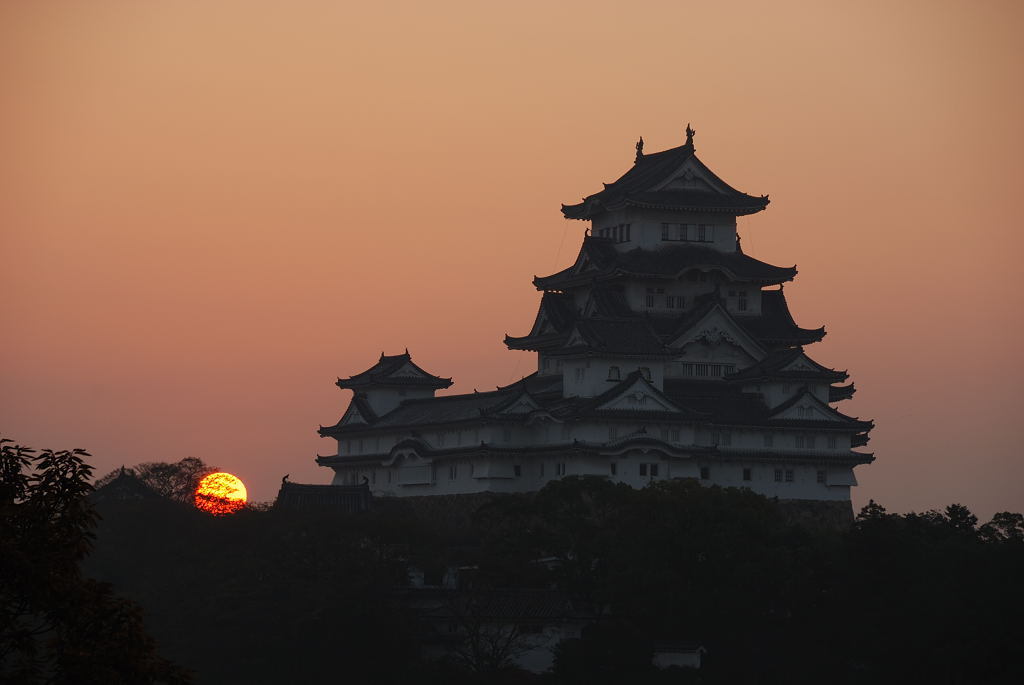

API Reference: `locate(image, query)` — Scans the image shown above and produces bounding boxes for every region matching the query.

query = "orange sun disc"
[194,472,247,515]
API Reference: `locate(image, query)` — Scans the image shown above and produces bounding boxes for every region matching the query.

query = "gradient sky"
[2,0,1022,518]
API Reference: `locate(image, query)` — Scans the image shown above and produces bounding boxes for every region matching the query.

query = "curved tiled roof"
[337,352,453,390]
[561,141,768,220]
[534,240,795,290]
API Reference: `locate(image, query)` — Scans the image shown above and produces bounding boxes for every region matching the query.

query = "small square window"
[827,435,838,449]
[650,464,659,477]
[639,463,648,476]
[742,468,752,481]
[785,469,794,482]
[816,470,826,484]
[774,469,783,482]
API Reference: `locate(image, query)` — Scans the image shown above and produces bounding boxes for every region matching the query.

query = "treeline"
[85,472,1023,684]
[5,439,1022,683]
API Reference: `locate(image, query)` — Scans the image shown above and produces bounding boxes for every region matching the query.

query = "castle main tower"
[318,127,873,503]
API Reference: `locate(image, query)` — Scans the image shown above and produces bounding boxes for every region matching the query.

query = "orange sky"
[2,0,1022,518]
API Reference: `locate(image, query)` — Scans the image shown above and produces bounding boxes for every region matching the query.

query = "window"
[743,468,752,481]
[639,367,652,381]
[387,470,392,483]
[785,469,794,482]
[763,433,774,447]
[610,462,617,476]
[609,425,618,440]
[774,469,783,482]
[608,365,621,381]
[696,224,714,242]
[639,463,648,476]
[681,362,736,378]
[700,466,710,480]
[574,367,585,382]
[737,295,748,312]
[448,465,457,480]
[556,462,567,476]
[513,465,522,478]
[650,463,659,477]
[827,435,838,449]
[670,428,681,442]
[470,463,475,477]
[817,470,826,484]
[645,294,655,308]
[660,223,690,241]
[666,295,685,309]
[796,435,805,448]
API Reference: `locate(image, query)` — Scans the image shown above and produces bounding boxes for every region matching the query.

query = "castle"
[316,126,873,503]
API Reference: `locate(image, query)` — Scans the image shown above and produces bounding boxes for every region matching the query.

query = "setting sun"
[194,472,247,515]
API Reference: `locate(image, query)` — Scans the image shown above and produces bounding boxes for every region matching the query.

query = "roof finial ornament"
[635,136,644,162]
[685,123,695,147]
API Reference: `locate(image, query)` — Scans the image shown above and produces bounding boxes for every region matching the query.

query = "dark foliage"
[0,438,189,684]
[95,458,216,505]
[81,472,1024,684]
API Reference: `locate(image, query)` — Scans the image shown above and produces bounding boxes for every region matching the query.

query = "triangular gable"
[338,400,371,427]
[563,325,589,349]
[778,350,836,375]
[669,304,765,359]
[654,158,718,193]
[569,245,601,277]
[388,361,429,379]
[494,391,544,416]
[596,375,682,414]
[770,389,849,422]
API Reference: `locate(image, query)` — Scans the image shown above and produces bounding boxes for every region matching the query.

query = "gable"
[495,392,543,416]
[779,352,828,374]
[563,326,588,348]
[770,390,847,422]
[338,401,369,427]
[596,376,681,413]
[653,158,726,194]
[773,400,835,422]
[389,361,428,379]
[669,305,765,359]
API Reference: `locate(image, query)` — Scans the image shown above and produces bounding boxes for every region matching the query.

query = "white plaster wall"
[361,386,435,417]
[562,357,664,396]
[332,453,856,502]
[592,209,737,253]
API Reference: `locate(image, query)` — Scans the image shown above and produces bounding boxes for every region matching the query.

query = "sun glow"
[194,472,247,515]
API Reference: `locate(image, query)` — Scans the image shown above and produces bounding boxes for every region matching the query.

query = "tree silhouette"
[0,437,189,684]
[96,457,216,505]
